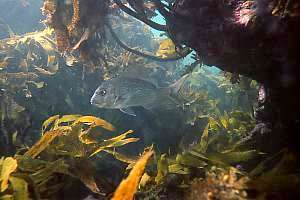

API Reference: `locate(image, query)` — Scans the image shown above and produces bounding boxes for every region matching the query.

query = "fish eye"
[98,89,107,96]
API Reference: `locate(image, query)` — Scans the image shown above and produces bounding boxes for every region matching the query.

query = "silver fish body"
[90,75,186,116]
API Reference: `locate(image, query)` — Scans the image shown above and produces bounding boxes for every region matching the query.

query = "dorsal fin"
[119,67,160,87]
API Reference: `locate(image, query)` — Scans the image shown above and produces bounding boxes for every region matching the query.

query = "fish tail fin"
[142,74,189,112]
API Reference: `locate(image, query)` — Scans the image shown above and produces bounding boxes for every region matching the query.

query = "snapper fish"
[90,74,188,116]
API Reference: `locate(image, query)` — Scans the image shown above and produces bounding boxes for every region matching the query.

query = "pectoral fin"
[120,107,136,116]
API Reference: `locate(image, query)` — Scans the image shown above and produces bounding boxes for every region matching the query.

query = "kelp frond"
[25,114,138,159]
[0,157,18,192]
[0,114,141,199]
[68,0,80,33]
[112,147,153,200]
[0,28,59,95]
[0,157,29,200]
[24,129,64,158]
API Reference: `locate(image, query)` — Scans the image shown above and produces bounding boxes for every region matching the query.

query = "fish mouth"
[90,94,99,106]
[90,95,106,108]
[90,99,103,107]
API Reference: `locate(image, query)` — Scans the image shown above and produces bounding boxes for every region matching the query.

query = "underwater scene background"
[1,0,300,200]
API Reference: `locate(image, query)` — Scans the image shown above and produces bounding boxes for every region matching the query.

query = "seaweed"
[0,114,141,199]
[0,28,58,91]
[160,110,258,175]
[0,18,181,155]
[1,1,299,199]
[112,147,153,200]
[132,109,264,199]
[0,157,29,200]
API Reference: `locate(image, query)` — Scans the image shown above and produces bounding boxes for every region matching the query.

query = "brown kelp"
[0,28,60,154]
[0,114,141,199]
[112,0,300,167]
[130,109,260,199]
[0,23,262,199]
[153,110,259,180]
[0,15,181,154]
[0,28,58,87]
[41,0,190,70]
[134,112,300,200]
[112,147,153,200]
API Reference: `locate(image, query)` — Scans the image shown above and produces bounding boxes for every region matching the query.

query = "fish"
[90,74,188,116]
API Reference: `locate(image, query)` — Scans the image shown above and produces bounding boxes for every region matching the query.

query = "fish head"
[91,76,163,110]
[90,81,118,108]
